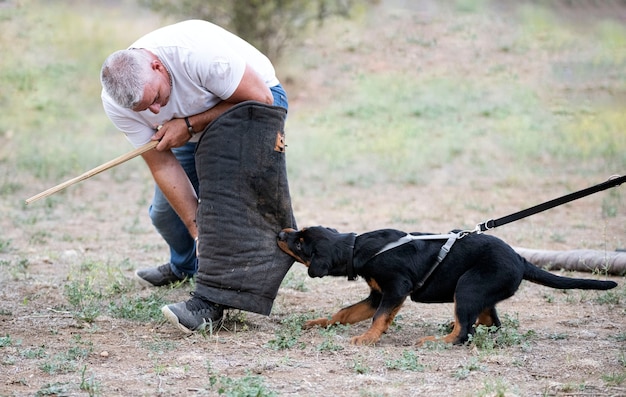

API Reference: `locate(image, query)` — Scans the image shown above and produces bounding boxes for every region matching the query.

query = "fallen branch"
[515,247,626,276]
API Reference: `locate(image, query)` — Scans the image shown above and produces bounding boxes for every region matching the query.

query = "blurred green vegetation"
[285,1,626,187]
[0,0,624,195]
[0,0,167,183]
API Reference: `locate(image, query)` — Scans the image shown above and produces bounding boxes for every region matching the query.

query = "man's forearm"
[142,150,199,238]
[185,101,234,135]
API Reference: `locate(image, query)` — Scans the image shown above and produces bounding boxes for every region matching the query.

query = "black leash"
[474,174,625,233]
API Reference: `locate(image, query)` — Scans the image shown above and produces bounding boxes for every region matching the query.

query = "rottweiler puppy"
[277,226,618,346]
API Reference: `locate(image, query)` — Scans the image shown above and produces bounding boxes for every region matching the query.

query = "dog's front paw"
[350,333,379,346]
[304,318,330,329]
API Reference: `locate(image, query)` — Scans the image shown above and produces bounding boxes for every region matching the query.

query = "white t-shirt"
[101,20,280,147]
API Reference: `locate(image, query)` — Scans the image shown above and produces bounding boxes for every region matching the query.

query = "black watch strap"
[184,117,194,136]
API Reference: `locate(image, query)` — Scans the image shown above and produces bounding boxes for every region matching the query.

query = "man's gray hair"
[100,49,153,108]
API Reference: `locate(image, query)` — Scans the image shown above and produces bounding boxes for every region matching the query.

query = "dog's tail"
[522,256,617,290]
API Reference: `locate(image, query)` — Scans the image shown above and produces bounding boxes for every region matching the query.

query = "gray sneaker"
[161,293,224,334]
[135,263,187,287]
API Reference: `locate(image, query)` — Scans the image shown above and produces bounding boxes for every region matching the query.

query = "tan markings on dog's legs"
[417,301,463,346]
[304,300,376,329]
[304,278,385,329]
[367,278,382,293]
[351,298,406,346]
[476,308,495,327]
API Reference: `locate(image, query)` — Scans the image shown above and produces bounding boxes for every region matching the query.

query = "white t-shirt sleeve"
[185,45,246,100]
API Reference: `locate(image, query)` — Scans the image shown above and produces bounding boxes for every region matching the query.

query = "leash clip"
[458,225,480,238]
[476,219,495,234]
[458,218,494,238]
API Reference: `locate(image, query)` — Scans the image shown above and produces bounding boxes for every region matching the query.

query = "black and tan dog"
[277,226,618,346]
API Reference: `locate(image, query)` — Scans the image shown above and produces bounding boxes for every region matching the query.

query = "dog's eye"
[295,241,302,251]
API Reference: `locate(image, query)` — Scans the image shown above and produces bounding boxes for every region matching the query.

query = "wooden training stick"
[25,140,159,205]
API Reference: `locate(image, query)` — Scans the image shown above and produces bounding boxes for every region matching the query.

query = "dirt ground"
[1,1,626,396]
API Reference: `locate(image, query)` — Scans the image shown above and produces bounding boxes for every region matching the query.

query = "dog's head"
[277,226,351,278]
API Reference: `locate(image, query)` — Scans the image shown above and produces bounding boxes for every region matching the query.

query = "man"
[101,20,289,331]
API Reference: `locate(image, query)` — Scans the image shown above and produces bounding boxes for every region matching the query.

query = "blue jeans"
[149,84,288,277]
[270,84,288,110]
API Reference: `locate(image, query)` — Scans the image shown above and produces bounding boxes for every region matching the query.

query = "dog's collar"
[346,233,358,281]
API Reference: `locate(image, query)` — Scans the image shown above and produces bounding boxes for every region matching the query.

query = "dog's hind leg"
[418,280,497,346]
[416,299,475,346]
[476,306,501,328]
[451,267,519,344]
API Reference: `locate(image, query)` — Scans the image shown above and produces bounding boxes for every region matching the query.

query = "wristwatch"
[184,117,195,136]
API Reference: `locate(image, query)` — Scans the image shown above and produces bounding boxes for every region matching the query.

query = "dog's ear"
[308,252,331,278]
[325,227,339,233]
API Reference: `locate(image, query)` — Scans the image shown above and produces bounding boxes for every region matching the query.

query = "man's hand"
[152,119,191,150]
